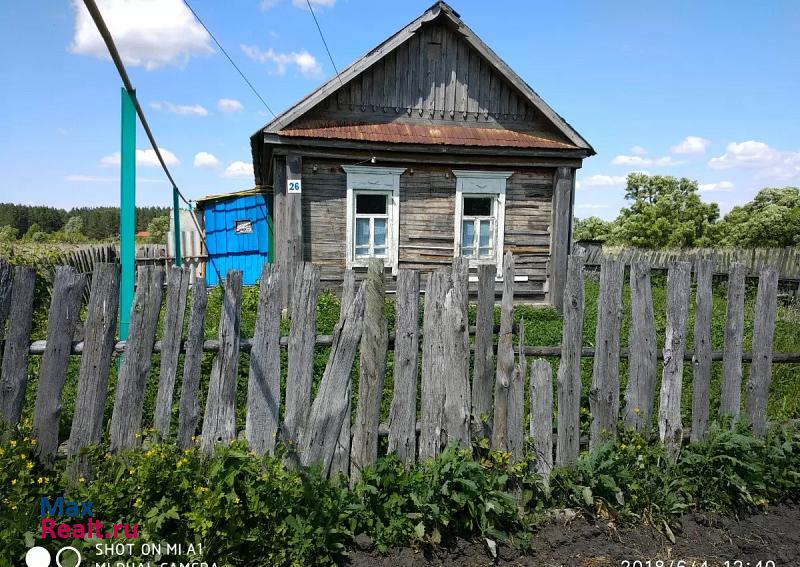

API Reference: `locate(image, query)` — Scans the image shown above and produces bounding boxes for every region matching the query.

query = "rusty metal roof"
[277,122,578,150]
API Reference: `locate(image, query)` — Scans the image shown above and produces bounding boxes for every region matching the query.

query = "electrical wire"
[305,0,344,88]
[81,0,223,283]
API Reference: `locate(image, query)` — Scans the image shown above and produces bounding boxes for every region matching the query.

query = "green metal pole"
[172,188,182,266]
[119,88,136,340]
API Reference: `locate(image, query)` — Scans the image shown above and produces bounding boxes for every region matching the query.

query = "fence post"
[691,258,714,442]
[177,276,208,449]
[720,263,746,420]
[556,253,584,467]
[330,270,357,477]
[623,262,657,433]
[109,266,165,453]
[507,318,525,461]
[658,261,692,461]
[443,273,471,451]
[67,263,119,476]
[351,259,388,483]
[745,267,779,436]
[589,257,625,450]
[300,281,366,476]
[0,266,36,427]
[201,270,242,453]
[153,266,190,439]
[530,358,553,478]
[32,267,87,466]
[419,268,449,461]
[283,263,320,449]
[492,253,515,453]
[246,264,283,455]
[388,269,420,467]
[471,263,496,437]
[0,259,11,352]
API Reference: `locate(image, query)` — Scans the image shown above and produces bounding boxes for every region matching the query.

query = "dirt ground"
[345,503,800,566]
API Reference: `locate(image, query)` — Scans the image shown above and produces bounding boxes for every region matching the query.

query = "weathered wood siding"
[300,159,553,298]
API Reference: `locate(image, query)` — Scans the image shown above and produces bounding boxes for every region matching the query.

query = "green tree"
[717,187,800,248]
[145,215,170,244]
[609,173,719,248]
[23,222,46,241]
[573,216,615,242]
[0,225,19,241]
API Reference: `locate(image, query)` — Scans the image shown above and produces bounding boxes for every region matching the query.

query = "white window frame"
[453,170,512,273]
[343,165,405,274]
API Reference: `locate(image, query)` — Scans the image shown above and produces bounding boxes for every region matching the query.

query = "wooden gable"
[259,2,592,150]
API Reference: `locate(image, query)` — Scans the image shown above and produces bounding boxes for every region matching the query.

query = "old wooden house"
[250,1,594,308]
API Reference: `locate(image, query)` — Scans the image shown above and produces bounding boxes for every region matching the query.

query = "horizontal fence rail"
[0,252,796,479]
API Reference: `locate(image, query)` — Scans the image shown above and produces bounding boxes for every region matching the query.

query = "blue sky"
[0,0,798,220]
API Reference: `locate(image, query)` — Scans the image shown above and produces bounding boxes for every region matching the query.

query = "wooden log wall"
[0,253,793,482]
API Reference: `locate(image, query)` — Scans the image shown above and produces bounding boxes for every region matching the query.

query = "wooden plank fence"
[0,253,798,480]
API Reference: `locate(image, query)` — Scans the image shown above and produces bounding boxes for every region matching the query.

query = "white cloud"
[577,204,609,209]
[100,148,180,167]
[698,181,735,193]
[579,174,627,188]
[611,155,682,167]
[217,98,244,113]
[292,0,336,8]
[630,145,647,155]
[708,140,800,181]
[223,161,254,178]
[260,0,281,8]
[193,151,220,169]
[150,101,208,116]
[671,136,710,155]
[241,44,323,78]
[69,0,213,71]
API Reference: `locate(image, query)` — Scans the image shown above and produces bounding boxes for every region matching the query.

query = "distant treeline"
[0,203,169,240]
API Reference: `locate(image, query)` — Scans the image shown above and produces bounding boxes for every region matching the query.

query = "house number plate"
[287,179,302,194]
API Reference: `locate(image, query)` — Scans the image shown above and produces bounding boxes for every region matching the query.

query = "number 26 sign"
[287,180,302,194]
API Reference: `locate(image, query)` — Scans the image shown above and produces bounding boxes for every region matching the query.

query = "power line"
[305,0,343,88]
[183,0,277,119]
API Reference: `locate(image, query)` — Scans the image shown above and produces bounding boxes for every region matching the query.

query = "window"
[453,170,512,271]
[342,165,406,273]
[234,219,253,234]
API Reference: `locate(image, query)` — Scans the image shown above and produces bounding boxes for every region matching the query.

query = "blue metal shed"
[199,189,272,286]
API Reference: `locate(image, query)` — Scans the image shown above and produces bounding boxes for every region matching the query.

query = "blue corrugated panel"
[204,194,270,286]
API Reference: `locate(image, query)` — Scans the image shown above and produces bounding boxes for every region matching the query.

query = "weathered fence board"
[721,263,747,419]
[201,270,242,453]
[471,263,496,435]
[589,258,625,450]
[0,266,36,426]
[177,276,208,449]
[330,270,357,477]
[507,318,525,461]
[419,268,449,460]
[691,258,714,442]
[245,264,282,455]
[109,266,165,453]
[492,253,515,453]
[623,262,657,433]
[153,266,190,438]
[32,266,86,466]
[746,267,779,436]
[530,358,553,478]
[658,262,692,460]
[0,259,12,345]
[388,269,419,466]
[556,253,584,467]
[67,263,120,474]
[443,272,471,450]
[284,263,320,448]
[351,259,388,482]
[300,282,366,476]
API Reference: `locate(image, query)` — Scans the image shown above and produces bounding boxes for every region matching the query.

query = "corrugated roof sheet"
[277,122,578,150]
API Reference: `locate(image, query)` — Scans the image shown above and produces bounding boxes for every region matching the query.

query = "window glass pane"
[374,218,387,246]
[373,246,386,256]
[478,247,493,257]
[462,220,475,249]
[355,246,370,257]
[355,218,370,246]
[464,196,492,216]
[462,246,475,257]
[356,193,387,214]
[479,219,491,248]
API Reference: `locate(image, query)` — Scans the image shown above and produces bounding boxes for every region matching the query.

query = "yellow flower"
[79,477,86,484]
[0,448,5,456]
[30,439,36,446]
[620,443,627,450]
[37,477,44,484]
[9,440,16,447]
[26,462,33,470]
[633,407,641,415]
[11,479,17,486]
